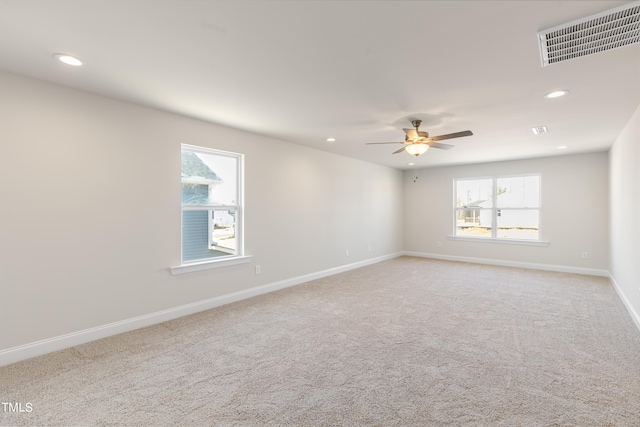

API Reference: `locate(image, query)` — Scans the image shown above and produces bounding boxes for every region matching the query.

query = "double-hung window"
[454,174,541,241]
[180,144,244,265]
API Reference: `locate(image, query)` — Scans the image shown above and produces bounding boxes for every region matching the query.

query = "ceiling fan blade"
[365,141,405,145]
[428,130,473,142]
[392,147,407,154]
[428,142,454,150]
[403,128,418,139]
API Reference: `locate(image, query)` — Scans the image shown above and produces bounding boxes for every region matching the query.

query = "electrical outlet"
[581,251,589,260]
[437,241,442,247]
[255,265,261,275]
[368,245,371,251]
[345,249,349,257]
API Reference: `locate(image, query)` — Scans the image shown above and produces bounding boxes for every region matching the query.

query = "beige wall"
[1,67,636,360]
[0,71,404,351]
[403,153,610,271]
[609,104,640,326]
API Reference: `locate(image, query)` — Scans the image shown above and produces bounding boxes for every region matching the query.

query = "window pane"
[456,179,493,208]
[211,210,236,255]
[455,208,493,237]
[182,150,238,206]
[496,209,539,240]
[182,210,212,262]
[497,176,540,208]
[182,210,236,262]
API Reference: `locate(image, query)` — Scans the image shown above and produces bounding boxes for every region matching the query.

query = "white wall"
[403,153,609,272]
[609,104,640,327]
[0,71,404,353]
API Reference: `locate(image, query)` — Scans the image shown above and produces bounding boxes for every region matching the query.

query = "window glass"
[454,175,540,241]
[455,179,493,208]
[497,176,540,208]
[496,210,539,240]
[456,209,493,237]
[181,151,237,206]
[211,210,236,254]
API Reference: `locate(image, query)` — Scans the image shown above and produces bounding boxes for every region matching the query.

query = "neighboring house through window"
[454,174,541,241]
[181,144,243,263]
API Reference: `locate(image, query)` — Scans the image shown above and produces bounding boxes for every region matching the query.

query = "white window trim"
[448,235,549,247]
[170,255,253,275]
[453,174,544,244]
[176,144,246,273]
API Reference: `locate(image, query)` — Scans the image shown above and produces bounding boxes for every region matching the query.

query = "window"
[180,144,244,264]
[454,174,541,241]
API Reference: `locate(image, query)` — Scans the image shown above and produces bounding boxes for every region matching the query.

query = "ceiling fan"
[366,120,473,156]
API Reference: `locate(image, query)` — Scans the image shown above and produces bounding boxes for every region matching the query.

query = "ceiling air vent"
[538,1,640,66]
[532,126,548,135]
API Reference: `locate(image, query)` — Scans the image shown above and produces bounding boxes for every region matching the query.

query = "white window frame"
[171,144,251,275]
[450,174,549,246]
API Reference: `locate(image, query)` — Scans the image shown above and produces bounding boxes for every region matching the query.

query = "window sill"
[170,255,253,275]
[448,236,549,247]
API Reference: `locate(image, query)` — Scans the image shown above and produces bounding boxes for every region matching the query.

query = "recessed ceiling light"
[54,54,84,67]
[544,90,569,99]
[325,137,336,142]
[557,145,568,149]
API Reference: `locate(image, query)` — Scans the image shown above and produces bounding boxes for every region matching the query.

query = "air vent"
[538,1,640,66]
[532,126,547,135]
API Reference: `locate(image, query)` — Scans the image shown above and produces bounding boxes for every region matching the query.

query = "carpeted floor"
[2,257,640,426]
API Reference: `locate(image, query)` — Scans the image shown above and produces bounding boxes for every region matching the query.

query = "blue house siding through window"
[182,210,211,262]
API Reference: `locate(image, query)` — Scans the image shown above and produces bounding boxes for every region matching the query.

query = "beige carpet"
[2,257,640,426]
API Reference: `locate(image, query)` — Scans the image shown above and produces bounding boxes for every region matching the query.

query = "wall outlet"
[437,241,442,248]
[368,245,371,251]
[345,249,349,257]
[255,265,261,275]
[581,251,589,260]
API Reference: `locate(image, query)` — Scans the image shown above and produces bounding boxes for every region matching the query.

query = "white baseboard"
[402,251,610,277]
[608,274,640,332]
[0,252,403,367]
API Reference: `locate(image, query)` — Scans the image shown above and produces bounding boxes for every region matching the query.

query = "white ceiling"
[1,1,639,170]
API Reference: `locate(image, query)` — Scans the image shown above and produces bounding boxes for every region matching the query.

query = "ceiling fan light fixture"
[364,120,471,157]
[405,144,429,156]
